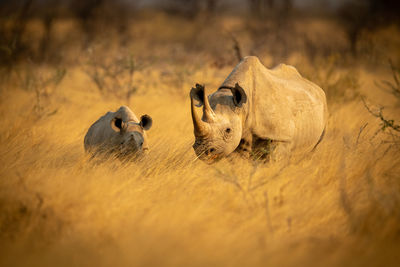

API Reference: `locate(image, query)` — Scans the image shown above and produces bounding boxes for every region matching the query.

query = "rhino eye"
[225,128,231,133]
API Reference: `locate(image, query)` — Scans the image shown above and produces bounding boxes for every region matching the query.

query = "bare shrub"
[362,99,400,150]
[0,0,34,66]
[376,60,400,105]
[69,0,134,48]
[84,49,138,103]
[160,0,199,19]
[159,64,196,98]
[69,0,104,47]
[337,0,400,57]
[248,0,274,19]
[248,0,292,20]
[15,63,66,118]
[161,0,221,19]
[302,55,360,103]
[35,1,66,63]
[364,101,399,131]
[362,61,400,149]
[245,0,294,64]
[230,33,243,63]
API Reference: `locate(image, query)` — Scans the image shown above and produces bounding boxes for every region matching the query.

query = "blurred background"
[1,0,399,104]
[1,0,399,65]
[1,1,400,267]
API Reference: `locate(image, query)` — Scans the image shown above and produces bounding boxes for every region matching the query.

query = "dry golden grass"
[0,13,400,267]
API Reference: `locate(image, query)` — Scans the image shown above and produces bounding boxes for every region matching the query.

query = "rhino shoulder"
[272,63,301,78]
[242,56,262,65]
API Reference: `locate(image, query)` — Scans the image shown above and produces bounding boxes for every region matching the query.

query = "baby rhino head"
[110,114,152,156]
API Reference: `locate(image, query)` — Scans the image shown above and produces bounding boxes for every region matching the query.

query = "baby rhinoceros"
[190,56,328,164]
[84,106,152,158]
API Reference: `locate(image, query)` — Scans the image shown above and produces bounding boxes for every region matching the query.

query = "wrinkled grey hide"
[84,106,152,157]
[190,56,328,163]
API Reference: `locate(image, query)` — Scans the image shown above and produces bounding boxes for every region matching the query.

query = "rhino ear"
[140,115,153,130]
[111,117,125,133]
[230,83,247,107]
[190,83,205,107]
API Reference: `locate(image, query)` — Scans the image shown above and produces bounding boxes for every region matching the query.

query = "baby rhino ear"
[140,115,152,130]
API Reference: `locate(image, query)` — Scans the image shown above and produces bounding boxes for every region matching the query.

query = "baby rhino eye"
[225,128,231,133]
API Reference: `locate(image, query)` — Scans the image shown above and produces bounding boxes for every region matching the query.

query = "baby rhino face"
[111,115,152,156]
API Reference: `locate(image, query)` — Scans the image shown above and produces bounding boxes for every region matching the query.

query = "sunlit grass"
[0,13,400,267]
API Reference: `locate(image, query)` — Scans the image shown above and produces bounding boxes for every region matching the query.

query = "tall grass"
[0,61,399,267]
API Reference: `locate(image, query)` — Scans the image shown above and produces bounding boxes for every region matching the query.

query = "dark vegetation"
[1,0,399,66]
[0,0,397,100]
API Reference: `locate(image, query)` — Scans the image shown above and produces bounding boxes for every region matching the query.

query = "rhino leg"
[234,134,292,163]
[269,141,292,162]
[249,136,292,163]
[235,135,253,159]
[250,137,274,161]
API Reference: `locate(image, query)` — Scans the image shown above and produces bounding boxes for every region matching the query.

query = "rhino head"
[110,114,152,156]
[190,83,247,163]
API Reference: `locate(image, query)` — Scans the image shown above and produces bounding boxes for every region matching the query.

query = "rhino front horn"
[190,87,209,136]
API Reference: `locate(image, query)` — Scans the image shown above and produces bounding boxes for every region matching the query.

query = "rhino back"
[220,56,327,153]
[253,68,327,152]
[84,111,118,151]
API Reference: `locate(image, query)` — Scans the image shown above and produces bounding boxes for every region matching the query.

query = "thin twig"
[362,97,400,132]
[229,32,243,63]
[356,122,368,146]
[264,191,274,233]
[213,167,244,192]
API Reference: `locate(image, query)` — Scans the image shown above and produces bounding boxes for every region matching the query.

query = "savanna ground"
[1,3,400,267]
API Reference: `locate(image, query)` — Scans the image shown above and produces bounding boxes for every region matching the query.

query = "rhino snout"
[123,131,145,150]
[132,135,144,147]
[193,142,221,163]
[204,147,215,156]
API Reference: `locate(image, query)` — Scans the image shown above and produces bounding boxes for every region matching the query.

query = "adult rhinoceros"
[84,106,152,157]
[190,56,327,163]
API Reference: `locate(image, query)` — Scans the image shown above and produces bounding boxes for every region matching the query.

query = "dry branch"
[362,97,400,133]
